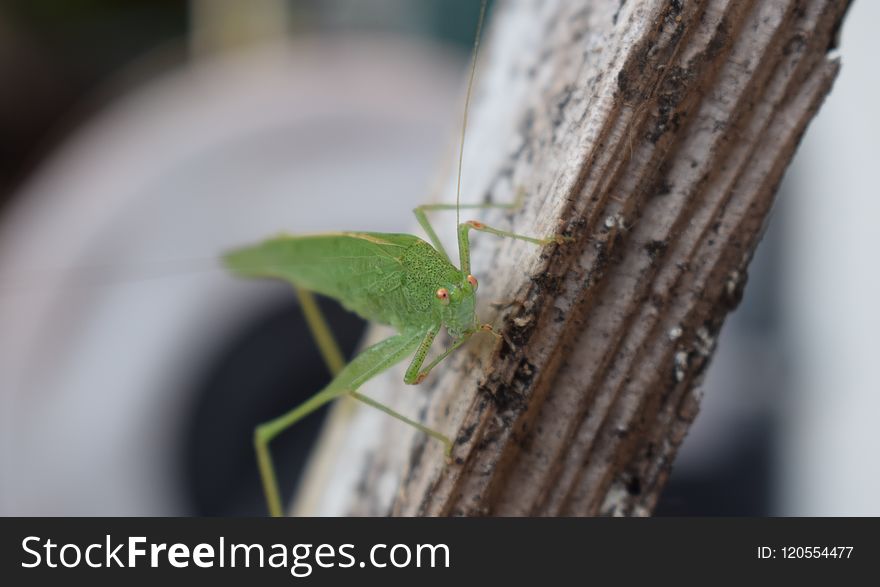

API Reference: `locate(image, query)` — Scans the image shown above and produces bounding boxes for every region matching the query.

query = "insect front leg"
[413,194,532,264]
[456,220,571,274]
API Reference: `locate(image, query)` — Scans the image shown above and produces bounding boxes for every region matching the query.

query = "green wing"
[223,232,422,328]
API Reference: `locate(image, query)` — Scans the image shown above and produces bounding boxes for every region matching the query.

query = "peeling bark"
[295,0,850,516]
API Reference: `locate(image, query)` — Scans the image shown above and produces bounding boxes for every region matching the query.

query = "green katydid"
[223,0,569,517]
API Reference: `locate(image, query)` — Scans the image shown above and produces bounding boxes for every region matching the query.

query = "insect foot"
[489,298,518,310]
[533,233,575,246]
[480,323,517,352]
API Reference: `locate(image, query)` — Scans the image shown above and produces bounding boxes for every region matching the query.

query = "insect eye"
[436,288,450,305]
[467,274,478,290]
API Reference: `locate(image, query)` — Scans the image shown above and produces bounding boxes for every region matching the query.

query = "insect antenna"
[456,0,488,229]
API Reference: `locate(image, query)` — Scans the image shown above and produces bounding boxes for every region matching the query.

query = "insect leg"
[254,386,343,518]
[413,197,526,262]
[413,205,451,262]
[456,220,571,274]
[415,188,565,274]
[403,324,440,384]
[409,332,473,385]
[345,326,452,458]
[294,288,345,376]
[342,325,454,459]
[348,390,452,457]
[254,329,424,516]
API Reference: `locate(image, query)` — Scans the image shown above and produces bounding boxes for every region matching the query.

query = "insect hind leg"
[253,288,348,517]
[254,385,344,517]
[253,329,429,516]
[413,189,529,263]
[455,217,572,274]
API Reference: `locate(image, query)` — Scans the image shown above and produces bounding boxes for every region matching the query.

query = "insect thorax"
[401,239,462,311]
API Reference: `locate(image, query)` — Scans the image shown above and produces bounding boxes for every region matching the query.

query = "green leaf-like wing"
[223,232,423,328]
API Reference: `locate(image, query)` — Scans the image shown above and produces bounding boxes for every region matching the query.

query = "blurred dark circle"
[181,295,366,516]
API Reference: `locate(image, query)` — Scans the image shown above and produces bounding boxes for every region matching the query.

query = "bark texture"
[296,0,849,516]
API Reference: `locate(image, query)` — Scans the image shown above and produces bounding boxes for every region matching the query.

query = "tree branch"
[295,0,850,516]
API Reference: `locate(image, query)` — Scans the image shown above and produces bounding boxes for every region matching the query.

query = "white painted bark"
[295,0,850,516]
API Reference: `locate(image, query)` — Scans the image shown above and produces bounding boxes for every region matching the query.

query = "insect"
[223,0,568,517]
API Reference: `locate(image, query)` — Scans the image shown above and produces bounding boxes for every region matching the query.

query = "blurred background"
[0,0,876,516]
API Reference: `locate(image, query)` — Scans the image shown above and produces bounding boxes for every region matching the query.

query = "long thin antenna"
[456,0,488,229]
